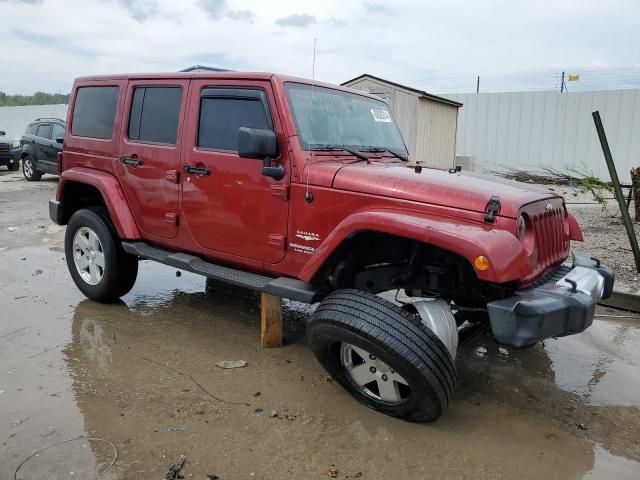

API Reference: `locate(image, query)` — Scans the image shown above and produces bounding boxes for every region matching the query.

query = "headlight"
[516,215,526,241]
[12,140,20,149]
[517,214,536,254]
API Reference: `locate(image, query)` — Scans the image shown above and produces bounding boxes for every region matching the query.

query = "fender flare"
[567,212,584,241]
[57,167,140,239]
[20,144,36,158]
[299,209,531,284]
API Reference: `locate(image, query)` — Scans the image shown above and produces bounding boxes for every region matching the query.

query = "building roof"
[341,73,463,107]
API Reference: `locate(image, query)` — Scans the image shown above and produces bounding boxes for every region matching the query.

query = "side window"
[36,124,52,139]
[52,123,65,140]
[128,86,182,145]
[71,86,119,139]
[197,89,271,151]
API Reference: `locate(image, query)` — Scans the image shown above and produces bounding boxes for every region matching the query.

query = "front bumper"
[0,148,20,165]
[487,253,615,348]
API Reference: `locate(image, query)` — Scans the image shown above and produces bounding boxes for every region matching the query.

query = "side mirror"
[238,127,283,180]
[55,137,64,144]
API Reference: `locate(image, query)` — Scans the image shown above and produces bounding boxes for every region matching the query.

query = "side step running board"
[122,241,318,304]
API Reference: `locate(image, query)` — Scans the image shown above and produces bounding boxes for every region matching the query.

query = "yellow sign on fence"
[568,74,580,81]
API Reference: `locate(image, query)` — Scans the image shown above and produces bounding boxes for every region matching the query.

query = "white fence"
[446,89,640,182]
[0,104,68,139]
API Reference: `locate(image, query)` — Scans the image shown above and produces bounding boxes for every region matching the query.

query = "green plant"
[566,164,614,213]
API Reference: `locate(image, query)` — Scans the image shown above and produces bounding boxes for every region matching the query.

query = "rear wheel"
[307,290,457,422]
[22,155,42,181]
[65,207,138,303]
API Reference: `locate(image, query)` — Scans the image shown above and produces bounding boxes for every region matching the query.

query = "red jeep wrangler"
[50,72,614,422]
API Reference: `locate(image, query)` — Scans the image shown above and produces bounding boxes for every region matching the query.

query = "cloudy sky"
[0,0,638,95]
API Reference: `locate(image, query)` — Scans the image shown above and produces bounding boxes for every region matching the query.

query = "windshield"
[285,82,408,155]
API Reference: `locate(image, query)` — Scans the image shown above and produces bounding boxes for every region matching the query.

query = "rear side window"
[71,86,119,139]
[52,123,65,140]
[128,86,182,145]
[197,91,271,151]
[36,124,52,139]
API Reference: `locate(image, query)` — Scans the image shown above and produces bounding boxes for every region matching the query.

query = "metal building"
[446,89,640,182]
[341,74,462,169]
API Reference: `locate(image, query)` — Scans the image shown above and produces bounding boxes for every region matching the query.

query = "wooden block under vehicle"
[261,292,283,348]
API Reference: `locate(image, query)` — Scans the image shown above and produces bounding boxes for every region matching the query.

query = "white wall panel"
[0,104,68,140]
[447,89,640,182]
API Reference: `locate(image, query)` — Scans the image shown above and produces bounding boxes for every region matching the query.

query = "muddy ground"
[1,169,639,480]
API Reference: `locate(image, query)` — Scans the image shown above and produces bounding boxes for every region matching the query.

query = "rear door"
[34,123,53,167]
[117,79,189,239]
[50,123,65,173]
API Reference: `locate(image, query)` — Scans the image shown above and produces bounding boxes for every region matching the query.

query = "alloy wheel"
[72,226,105,285]
[340,342,411,404]
[24,159,33,178]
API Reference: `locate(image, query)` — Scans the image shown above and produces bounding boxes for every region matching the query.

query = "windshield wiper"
[359,147,409,162]
[310,146,370,162]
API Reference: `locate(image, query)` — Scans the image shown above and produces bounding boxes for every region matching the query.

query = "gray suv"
[20,118,65,181]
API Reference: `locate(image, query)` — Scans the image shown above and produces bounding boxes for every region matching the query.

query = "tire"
[307,290,456,422]
[22,155,42,181]
[65,207,138,303]
[8,159,19,171]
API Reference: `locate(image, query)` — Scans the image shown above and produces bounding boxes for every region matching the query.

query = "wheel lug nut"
[382,374,388,381]
[369,366,376,373]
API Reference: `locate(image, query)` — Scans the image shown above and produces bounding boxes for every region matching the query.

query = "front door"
[181,80,289,264]
[117,79,189,239]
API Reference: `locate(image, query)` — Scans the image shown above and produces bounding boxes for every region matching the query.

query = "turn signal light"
[474,255,490,271]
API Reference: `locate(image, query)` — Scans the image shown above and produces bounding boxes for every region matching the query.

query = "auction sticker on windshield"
[370,109,392,122]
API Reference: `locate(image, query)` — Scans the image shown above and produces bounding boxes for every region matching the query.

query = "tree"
[0,91,70,107]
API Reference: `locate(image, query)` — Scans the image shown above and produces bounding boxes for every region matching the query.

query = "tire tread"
[307,289,457,422]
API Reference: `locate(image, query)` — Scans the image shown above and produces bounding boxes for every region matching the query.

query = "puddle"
[122,260,205,310]
[544,318,640,406]
[583,444,640,479]
[2,245,640,479]
[15,437,116,480]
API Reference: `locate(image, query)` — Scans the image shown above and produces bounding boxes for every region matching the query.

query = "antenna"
[304,38,317,204]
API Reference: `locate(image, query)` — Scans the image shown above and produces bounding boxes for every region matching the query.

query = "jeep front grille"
[532,207,567,270]
[0,143,9,153]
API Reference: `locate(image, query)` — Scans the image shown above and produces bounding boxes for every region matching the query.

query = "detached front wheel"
[65,207,138,303]
[307,290,457,422]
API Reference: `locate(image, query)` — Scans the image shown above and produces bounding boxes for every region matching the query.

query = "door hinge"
[268,234,286,250]
[484,196,501,223]
[271,184,289,201]
[166,169,179,183]
[165,212,178,225]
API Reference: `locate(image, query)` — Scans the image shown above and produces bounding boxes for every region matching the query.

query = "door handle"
[183,165,210,176]
[120,156,142,166]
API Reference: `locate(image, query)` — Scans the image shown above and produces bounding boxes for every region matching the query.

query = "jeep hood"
[328,163,559,218]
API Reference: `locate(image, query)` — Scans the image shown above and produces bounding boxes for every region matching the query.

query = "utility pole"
[476,76,480,94]
[560,71,565,93]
